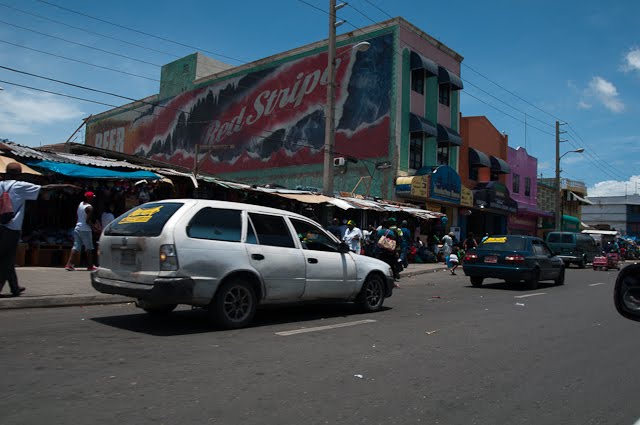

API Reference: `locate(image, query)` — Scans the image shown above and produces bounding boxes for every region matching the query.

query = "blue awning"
[469,147,491,167]
[410,51,438,76]
[438,66,464,90]
[409,113,437,137]
[436,124,462,146]
[25,160,161,180]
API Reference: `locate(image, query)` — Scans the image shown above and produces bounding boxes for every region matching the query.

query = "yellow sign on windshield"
[484,237,507,243]
[119,206,163,224]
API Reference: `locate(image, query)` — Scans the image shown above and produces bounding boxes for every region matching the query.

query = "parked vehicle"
[545,231,599,268]
[462,235,565,290]
[91,200,395,328]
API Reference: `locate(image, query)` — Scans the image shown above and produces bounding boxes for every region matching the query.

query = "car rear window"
[105,202,184,237]
[547,233,561,243]
[560,234,574,243]
[479,236,526,251]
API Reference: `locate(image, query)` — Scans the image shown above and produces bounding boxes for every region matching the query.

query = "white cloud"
[588,176,640,197]
[623,48,640,73]
[538,161,551,171]
[0,89,85,136]
[585,76,625,113]
[577,100,592,110]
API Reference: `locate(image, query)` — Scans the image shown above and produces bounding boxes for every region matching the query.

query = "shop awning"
[409,113,437,137]
[490,156,510,174]
[0,155,41,175]
[274,193,334,204]
[438,66,464,90]
[562,214,580,224]
[410,51,438,76]
[569,191,593,205]
[436,124,462,146]
[25,160,161,179]
[468,148,491,167]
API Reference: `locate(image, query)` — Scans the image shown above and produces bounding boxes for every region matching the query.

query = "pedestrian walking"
[399,220,411,268]
[463,232,478,251]
[343,220,363,254]
[1,162,79,296]
[65,191,98,271]
[449,246,460,275]
[375,219,401,284]
[327,218,342,239]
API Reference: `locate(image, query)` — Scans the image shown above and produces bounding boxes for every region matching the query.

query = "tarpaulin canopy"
[25,160,161,180]
[0,155,41,175]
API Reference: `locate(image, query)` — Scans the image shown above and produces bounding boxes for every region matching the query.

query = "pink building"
[506,146,551,236]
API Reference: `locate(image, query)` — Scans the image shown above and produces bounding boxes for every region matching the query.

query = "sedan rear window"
[105,202,183,237]
[479,236,526,251]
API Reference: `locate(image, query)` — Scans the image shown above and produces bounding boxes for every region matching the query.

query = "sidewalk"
[0,262,448,310]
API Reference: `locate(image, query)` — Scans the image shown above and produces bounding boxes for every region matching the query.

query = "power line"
[0,79,121,108]
[0,2,182,60]
[0,38,160,82]
[36,0,246,64]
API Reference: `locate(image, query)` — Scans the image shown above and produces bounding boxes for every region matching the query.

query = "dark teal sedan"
[462,235,565,290]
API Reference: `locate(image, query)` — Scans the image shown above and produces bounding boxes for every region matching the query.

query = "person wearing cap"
[342,219,363,254]
[65,191,97,271]
[1,162,80,296]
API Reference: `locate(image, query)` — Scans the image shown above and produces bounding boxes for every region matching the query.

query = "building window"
[409,133,423,169]
[512,174,520,193]
[437,144,450,166]
[411,69,425,94]
[525,177,531,197]
[439,84,450,106]
[469,166,479,181]
[182,63,190,75]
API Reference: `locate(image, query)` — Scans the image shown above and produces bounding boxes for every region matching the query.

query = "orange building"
[459,116,517,237]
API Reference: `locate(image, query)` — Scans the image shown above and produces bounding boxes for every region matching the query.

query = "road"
[1,267,638,425]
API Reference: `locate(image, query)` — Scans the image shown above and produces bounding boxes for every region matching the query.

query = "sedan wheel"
[137,300,177,316]
[470,276,484,287]
[211,279,257,329]
[357,275,385,313]
[554,267,565,286]
[527,269,540,290]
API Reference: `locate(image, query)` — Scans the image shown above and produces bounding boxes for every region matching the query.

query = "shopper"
[65,191,98,271]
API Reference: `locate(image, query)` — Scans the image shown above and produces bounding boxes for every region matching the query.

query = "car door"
[531,239,553,279]
[245,212,306,301]
[540,240,562,279]
[289,217,357,300]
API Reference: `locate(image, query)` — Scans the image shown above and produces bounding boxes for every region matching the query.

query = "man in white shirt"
[343,220,363,254]
[65,191,97,271]
[1,163,79,296]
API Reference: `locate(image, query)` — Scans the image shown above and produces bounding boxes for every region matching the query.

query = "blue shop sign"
[429,165,461,204]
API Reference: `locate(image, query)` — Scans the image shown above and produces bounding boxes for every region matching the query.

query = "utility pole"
[322,1,345,197]
[555,121,568,231]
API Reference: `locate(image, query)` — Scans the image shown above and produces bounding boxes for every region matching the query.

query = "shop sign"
[460,186,473,207]
[474,182,517,213]
[428,165,461,204]
[395,175,429,199]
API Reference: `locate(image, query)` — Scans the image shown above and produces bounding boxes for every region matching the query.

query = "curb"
[0,294,131,310]
[0,266,449,310]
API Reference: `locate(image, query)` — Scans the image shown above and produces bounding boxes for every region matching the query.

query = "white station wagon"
[91,199,395,328]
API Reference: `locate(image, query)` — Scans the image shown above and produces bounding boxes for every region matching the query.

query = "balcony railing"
[538,178,587,193]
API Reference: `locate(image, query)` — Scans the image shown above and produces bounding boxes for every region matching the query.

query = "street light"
[555,145,585,231]
[322,1,370,197]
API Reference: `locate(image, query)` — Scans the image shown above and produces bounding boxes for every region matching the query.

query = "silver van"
[545,231,600,268]
[91,199,394,328]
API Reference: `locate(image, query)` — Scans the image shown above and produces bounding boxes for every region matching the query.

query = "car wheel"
[137,300,177,315]
[211,279,257,329]
[555,267,565,286]
[527,269,540,290]
[356,274,385,313]
[578,257,586,269]
[470,276,484,287]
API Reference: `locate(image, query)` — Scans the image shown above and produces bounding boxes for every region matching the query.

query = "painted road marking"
[514,292,547,299]
[275,319,377,336]
[589,282,607,287]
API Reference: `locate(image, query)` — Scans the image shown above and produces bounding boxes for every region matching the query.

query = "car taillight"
[160,244,179,271]
[464,253,478,262]
[505,254,525,263]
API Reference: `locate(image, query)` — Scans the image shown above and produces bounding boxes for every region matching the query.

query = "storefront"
[508,205,552,236]
[423,165,461,237]
[468,181,517,236]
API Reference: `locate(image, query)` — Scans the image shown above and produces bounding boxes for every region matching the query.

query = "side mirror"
[614,263,640,322]
[338,242,351,254]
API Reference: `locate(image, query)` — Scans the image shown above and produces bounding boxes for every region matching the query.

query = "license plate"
[121,250,136,265]
[484,256,498,263]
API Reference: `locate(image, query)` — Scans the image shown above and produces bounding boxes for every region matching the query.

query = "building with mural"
[458,116,516,237]
[84,18,464,224]
[537,177,591,234]
[505,146,551,236]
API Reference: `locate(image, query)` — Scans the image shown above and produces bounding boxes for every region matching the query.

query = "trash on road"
[515,302,525,307]
[425,330,438,335]
[353,374,364,379]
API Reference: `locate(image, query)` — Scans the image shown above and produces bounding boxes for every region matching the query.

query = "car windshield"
[105,202,184,237]
[478,236,526,251]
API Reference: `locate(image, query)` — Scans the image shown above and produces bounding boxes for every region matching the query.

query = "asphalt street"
[1,267,638,425]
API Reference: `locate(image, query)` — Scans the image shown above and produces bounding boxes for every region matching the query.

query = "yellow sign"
[484,237,507,243]
[460,186,474,207]
[119,206,163,224]
[395,175,428,199]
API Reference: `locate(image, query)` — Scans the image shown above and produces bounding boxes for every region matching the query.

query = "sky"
[0,0,638,197]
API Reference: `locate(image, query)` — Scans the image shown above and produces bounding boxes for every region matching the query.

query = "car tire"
[527,269,540,290]
[210,279,257,329]
[554,267,565,286]
[356,274,385,313]
[578,257,586,269]
[470,276,484,287]
[137,300,177,316]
